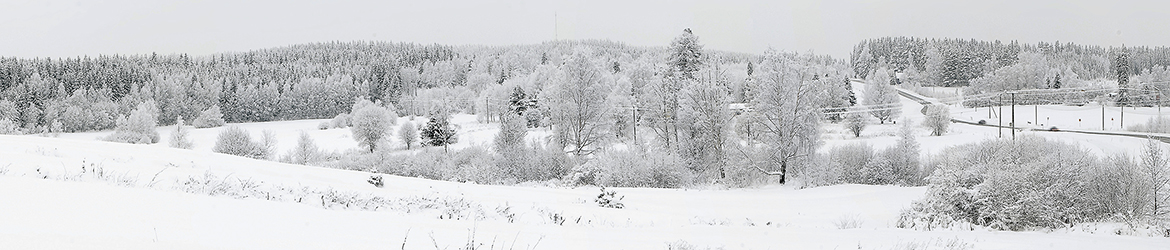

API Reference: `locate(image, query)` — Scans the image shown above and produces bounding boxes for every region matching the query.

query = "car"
[1048,126,1060,131]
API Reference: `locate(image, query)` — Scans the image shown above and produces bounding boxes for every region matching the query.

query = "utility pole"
[998,94,1003,138]
[1035,105,1038,126]
[632,91,639,145]
[1121,102,1125,129]
[1011,92,1016,140]
[1102,102,1106,130]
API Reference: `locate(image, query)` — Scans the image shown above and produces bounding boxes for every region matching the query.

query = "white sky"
[1,0,1168,59]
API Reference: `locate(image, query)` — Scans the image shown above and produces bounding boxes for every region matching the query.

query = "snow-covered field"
[3,83,1170,249]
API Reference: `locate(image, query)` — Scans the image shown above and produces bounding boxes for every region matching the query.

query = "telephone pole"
[1011,92,1016,140]
[998,93,1003,138]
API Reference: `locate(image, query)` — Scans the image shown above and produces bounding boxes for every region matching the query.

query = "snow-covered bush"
[330,113,350,129]
[1128,116,1170,134]
[923,104,950,136]
[899,137,1159,231]
[103,100,160,144]
[192,105,226,128]
[830,143,875,184]
[595,187,624,209]
[0,119,18,135]
[580,149,694,188]
[336,146,501,184]
[367,175,384,188]
[169,117,193,149]
[212,126,274,160]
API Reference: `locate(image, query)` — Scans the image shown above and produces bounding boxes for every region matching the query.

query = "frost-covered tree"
[887,120,921,185]
[284,131,323,165]
[669,28,704,80]
[923,104,951,136]
[0,100,19,124]
[1141,139,1170,216]
[494,114,529,175]
[546,49,610,155]
[863,68,902,124]
[169,116,193,149]
[494,114,528,153]
[104,100,161,144]
[679,71,731,178]
[421,111,458,151]
[748,50,825,184]
[192,105,226,128]
[844,109,868,137]
[398,121,418,150]
[923,44,943,86]
[351,99,393,152]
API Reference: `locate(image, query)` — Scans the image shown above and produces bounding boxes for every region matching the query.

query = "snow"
[2,85,1170,249]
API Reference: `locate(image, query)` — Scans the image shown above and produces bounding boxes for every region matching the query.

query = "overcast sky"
[1,0,1168,59]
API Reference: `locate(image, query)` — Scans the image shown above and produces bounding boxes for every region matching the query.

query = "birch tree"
[546,49,610,155]
[747,50,825,184]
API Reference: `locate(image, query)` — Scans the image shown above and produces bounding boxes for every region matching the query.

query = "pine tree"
[668,28,704,80]
[421,112,458,151]
[1052,72,1062,89]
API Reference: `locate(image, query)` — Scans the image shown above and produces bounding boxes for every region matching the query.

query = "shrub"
[212,126,273,159]
[595,187,624,209]
[581,149,694,188]
[104,101,160,144]
[367,175,384,188]
[169,117,193,149]
[330,113,350,129]
[830,143,875,184]
[192,105,226,128]
[899,137,1157,231]
[844,109,868,137]
[0,119,19,135]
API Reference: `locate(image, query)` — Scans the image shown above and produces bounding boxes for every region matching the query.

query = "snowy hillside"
[3,82,1170,249]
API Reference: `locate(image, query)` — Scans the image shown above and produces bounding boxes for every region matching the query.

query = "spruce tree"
[421,112,458,151]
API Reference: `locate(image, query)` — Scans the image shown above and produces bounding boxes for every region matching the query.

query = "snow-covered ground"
[3,84,1170,249]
